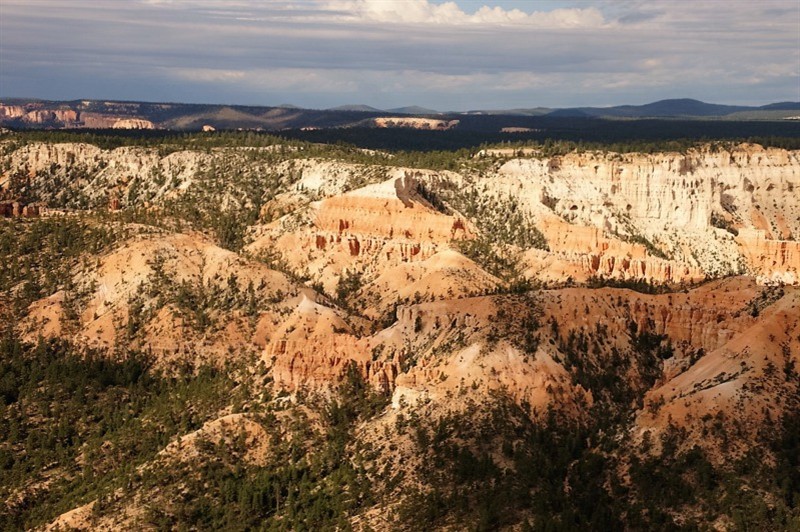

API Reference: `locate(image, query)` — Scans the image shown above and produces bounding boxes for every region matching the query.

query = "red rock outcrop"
[522,215,705,283]
[0,105,26,119]
[79,113,120,128]
[736,229,800,284]
[22,109,79,124]
[313,180,471,244]
[268,334,399,394]
[0,200,43,218]
[634,286,800,457]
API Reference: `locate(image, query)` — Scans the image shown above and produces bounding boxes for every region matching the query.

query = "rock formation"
[0,200,43,218]
[489,144,800,283]
[3,141,797,285]
[3,137,799,531]
[374,117,459,130]
[111,118,155,129]
[0,104,26,119]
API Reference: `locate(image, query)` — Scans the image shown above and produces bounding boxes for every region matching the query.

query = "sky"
[1,0,798,111]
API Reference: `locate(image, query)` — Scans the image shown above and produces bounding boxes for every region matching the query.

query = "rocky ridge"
[3,141,798,286]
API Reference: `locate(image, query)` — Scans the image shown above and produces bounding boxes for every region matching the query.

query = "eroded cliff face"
[524,216,707,283]
[2,141,798,286]
[0,105,26,119]
[487,144,800,284]
[247,144,800,289]
[373,117,459,130]
[0,104,80,125]
[51,232,786,461]
[22,109,80,125]
[17,219,798,460]
[634,285,800,457]
[247,171,475,299]
[1,142,211,208]
[736,228,800,284]
[111,119,155,130]
[497,145,799,232]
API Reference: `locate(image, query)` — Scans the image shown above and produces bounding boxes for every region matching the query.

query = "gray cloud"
[1,0,797,110]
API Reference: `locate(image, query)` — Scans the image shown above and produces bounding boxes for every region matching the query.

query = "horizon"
[1,96,797,115]
[2,1,798,111]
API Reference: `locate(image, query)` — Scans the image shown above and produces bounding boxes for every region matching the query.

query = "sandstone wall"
[491,145,800,283]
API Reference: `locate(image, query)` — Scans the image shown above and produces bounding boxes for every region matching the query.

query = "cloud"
[0,0,798,109]
[171,67,360,92]
[323,0,606,27]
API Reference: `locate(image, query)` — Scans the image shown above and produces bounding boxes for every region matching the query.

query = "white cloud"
[308,0,607,27]
[171,67,360,92]
[171,68,247,83]
[1,0,798,108]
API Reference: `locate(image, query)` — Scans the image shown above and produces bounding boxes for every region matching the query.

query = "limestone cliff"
[486,144,800,283]
[0,105,26,119]
[374,117,459,130]
[2,141,798,286]
[20,109,79,125]
[112,118,155,130]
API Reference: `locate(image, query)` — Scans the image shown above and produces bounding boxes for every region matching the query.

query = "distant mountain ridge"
[386,106,441,115]
[0,97,797,131]
[326,104,383,112]
[529,99,800,118]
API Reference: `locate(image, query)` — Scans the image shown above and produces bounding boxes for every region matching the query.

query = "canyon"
[1,131,798,530]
